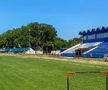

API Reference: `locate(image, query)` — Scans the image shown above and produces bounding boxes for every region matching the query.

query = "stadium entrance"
[75,48,88,57]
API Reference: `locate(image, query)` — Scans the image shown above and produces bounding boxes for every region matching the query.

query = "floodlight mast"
[29,29,31,48]
[40,30,44,51]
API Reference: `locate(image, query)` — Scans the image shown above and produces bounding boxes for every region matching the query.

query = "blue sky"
[0,0,108,40]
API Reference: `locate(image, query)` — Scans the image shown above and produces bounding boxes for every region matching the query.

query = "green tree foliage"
[0,22,82,52]
[0,22,57,52]
[66,37,82,48]
[53,37,67,50]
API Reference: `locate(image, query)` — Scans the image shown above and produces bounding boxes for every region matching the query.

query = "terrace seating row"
[83,42,108,58]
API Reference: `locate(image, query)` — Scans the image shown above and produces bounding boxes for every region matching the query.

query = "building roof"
[79,26,108,36]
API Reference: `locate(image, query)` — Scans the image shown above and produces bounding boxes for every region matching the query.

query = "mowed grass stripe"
[0,66,17,90]
[0,56,108,90]
[0,60,38,89]
[0,56,66,90]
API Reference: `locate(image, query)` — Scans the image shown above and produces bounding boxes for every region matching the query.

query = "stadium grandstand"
[61,26,108,58]
[0,48,35,54]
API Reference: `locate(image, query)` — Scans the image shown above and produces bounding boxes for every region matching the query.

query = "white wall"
[35,51,43,54]
[25,48,35,54]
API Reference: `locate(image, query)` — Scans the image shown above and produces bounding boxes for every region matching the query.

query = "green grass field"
[0,55,108,90]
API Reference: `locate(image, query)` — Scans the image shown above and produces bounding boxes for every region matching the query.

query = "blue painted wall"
[83,37,108,43]
[79,27,108,43]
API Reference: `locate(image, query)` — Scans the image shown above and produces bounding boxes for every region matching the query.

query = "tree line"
[0,22,82,52]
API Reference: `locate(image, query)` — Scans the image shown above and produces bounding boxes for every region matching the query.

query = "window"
[88,34,95,39]
[103,33,108,38]
[83,36,87,40]
[97,34,102,38]
[96,33,108,38]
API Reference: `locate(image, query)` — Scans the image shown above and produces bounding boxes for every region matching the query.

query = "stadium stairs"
[60,43,81,57]
[60,42,104,58]
[82,42,108,58]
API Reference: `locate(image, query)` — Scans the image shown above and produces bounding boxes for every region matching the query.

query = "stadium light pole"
[40,30,44,52]
[29,29,31,48]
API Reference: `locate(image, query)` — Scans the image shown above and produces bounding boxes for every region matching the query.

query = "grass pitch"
[0,55,108,90]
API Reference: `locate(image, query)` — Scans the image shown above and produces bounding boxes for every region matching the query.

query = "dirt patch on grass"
[0,53,108,66]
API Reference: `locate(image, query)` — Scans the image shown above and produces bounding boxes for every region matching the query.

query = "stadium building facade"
[61,27,108,58]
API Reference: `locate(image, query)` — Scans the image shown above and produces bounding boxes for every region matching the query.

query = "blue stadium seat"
[83,42,108,58]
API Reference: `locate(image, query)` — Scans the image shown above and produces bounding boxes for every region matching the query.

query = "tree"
[66,37,82,47]
[0,22,57,53]
[0,22,82,52]
[53,37,67,50]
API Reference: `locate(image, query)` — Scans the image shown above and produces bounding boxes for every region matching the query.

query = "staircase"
[60,42,101,57]
[82,42,108,58]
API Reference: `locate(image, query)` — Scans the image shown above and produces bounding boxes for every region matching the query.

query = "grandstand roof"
[79,26,108,36]
[0,48,30,53]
